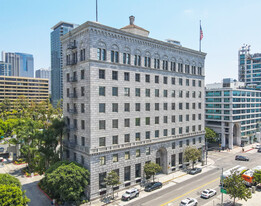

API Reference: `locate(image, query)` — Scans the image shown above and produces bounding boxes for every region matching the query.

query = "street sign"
[221,188,227,194]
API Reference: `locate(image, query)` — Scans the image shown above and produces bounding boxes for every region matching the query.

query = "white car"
[201,189,216,199]
[180,198,198,206]
[121,188,139,201]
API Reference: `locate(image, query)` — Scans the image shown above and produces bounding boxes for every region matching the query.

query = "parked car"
[0,147,4,153]
[144,182,162,192]
[201,189,216,199]
[121,188,139,201]
[180,198,198,206]
[187,168,202,175]
[258,148,261,153]
[256,145,261,149]
[235,155,249,161]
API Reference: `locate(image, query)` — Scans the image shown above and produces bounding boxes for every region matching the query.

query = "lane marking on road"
[160,177,220,206]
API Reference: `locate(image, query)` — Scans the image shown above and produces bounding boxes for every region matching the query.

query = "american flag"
[200,25,203,40]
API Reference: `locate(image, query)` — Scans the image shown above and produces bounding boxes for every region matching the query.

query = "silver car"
[201,189,216,199]
[180,198,198,206]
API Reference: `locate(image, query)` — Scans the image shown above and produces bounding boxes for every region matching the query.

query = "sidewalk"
[217,143,257,154]
[85,158,215,206]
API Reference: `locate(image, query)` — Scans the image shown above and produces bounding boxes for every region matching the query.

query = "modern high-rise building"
[36,68,51,93]
[0,76,49,106]
[1,51,34,77]
[61,16,206,200]
[238,44,261,88]
[206,78,261,149]
[50,21,78,107]
[0,61,11,76]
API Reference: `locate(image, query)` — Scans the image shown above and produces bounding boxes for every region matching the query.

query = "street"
[126,148,260,206]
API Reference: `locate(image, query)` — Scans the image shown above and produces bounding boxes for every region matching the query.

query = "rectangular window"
[112,135,118,144]
[136,149,141,157]
[179,115,183,122]
[112,87,118,96]
[99,120,106,130]
[179,78,183,85]
[125,134,130,142]
[172,115,175,122]
[155,75,159,83]
[164,103,168,110]
[198,80,202,87]
[163,129,168,136]
[199,137,202,143]
[135,118,140,126]
[135,103,140,111]
[81,87,84,96]
[186,126,189,133]
[171,154,176,167]
[135,73,140,82]
[124,88,130,96]
[179,127,183,134]
[145,131,150,139]
[112,71,118,80]
[172,103,175,110]
[146,147,150,155]
[186,79,189,86]
[112,103,118,112]
[100,156,106,165]
[163,76,168,84]
[155,116,159,124]
[112,119,118,128]
[145,103,150,111]
[113,154,118,163]
[145,74,150,83]
[145,89,150,97]
[145,117,150,125]
[124,166,131,181]
[172,77,175,85]
[193,138,196,144]
[124,119,130,127]
[172,128,175,135]
[135,132,140,141]
[135,88,141,97]
[179,141,183,147]
[172,142,176,149]
[99,86,105,96]
[155,89,160,97]
[81,70,85,79]
[124,72,130,81]
[179,103,183,110]
[186,114,189,121]
[99,103,105,113]
[99,69,105,79]
[164,116,168,123]
[124,103,130,112]
[125,152,130,160]
[81,103,85,113]
[186,103,189,109]
[99,137,105,146]
[81,120,85,130]
[135,164,141,178]
[171,90,175,97]
[192,80,196,86]
[164,90,168,97]
[155,103,159,111]
[155,130,159,138]
[81,136,85,146]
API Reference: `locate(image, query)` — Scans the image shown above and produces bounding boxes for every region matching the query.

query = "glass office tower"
[50,21,78,107]
[0,61,11,76]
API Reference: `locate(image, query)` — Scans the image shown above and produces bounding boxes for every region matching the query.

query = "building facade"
[238,44,261,88]
[0,76,49,104]
[0,61,11,76]
[1,51,34,77]
[36,68,51,93]
[51,21,78,107]
[206,78,261,149]
[61,17,206,200]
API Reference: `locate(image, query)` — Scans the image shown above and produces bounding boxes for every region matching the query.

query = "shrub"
[0,174,21,188]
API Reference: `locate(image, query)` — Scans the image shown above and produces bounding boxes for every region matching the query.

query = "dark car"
[188,168,202,175]
[0,147,4,153]
[144,182,162,192]
[258,148,261,153]
[235,155,249,161]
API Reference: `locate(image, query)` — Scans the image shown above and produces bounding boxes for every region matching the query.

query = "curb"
[37,183,58,206]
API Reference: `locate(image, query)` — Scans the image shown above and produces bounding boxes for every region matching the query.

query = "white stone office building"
[206,78,261,149]
[61,16,206,200]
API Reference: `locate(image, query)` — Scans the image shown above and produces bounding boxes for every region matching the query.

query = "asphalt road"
[127,149,261,206]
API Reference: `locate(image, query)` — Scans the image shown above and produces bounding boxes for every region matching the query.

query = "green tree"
[104,171,120,199]
[253,169,261,185]
[50,118,66,160]
[40,162,90,204]
[224,170,252,205]
[144,162,162,182]
[205,127,218,142]
[0,174,21,188]
[0,174,30,206]
[184,146,201,169]
[0,184,30,206]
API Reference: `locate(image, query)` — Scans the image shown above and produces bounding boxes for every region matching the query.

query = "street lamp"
[205,136,208,165]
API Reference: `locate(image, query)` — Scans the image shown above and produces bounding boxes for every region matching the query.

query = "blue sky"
[1,0,261,83]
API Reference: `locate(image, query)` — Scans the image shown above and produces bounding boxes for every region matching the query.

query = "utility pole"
[205,137,208,165]
[221,168,224,206]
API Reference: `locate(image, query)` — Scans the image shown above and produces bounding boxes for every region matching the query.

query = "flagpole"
[199,20,201,52]
[96,0,98,22]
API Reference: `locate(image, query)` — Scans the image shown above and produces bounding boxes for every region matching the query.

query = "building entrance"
[155,147,168,174]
